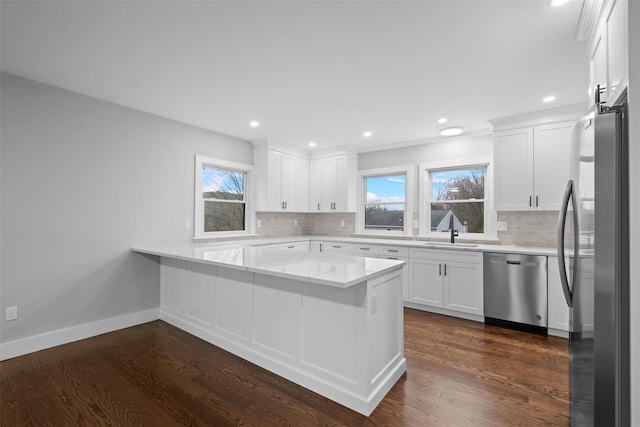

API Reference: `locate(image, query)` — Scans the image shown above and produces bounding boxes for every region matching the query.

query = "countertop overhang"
[132,244,405,288]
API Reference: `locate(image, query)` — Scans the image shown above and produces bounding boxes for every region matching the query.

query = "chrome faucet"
[450,213,458,244]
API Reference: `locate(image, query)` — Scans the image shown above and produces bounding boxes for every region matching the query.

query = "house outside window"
[358,166,413,236]
[194,155,254,239]
[419,159,496,240]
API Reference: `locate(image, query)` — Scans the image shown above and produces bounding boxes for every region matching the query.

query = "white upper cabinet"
[494,121,574,211]
[584,0,628,107]
[309,154,356,212]
[254,144,309,212]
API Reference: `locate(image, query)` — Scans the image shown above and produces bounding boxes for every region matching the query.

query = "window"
[429,167,485,233]
[419,160,495,239]
[194,155,253,238]
[358,167,413,236]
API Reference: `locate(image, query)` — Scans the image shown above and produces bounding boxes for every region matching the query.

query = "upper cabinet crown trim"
[576,0,607,43]
[488,103,587,132]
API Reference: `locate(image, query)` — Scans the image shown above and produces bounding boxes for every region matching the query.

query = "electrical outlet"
[294,219,298,226]
[257,219,262,228]
[340,219,345,227]
[497,221,508,231]
[6,306,18,321]
[184,219,191,230]
[371,294,377,314]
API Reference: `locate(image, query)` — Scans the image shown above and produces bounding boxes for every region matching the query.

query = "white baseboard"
[0,308,160,361]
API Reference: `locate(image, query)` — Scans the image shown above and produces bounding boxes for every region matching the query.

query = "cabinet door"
[533,122,573,210]
[309,160,322,212]
[266,151,283,211]
[295,158,309,212]
[606,0,628,99]
[443,261,483,316]
[589,27,608,105]
[320,158,337,211]
[547,256,570,332]
[408,259,443,308]
[495,128,534,211]
[333,156,348,211]
[280,154,296,210]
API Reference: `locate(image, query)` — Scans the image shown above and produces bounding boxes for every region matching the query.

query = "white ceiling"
[0,0,588,152]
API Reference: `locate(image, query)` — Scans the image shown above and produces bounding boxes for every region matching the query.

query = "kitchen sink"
[422,242,478,248]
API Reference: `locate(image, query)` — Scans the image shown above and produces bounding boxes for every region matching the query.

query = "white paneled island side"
[132,245,407,416]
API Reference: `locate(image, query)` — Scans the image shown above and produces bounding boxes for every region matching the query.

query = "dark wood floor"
[1,308,569,426]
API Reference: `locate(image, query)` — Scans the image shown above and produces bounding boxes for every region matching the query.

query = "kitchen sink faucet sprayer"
[450,214,458,244]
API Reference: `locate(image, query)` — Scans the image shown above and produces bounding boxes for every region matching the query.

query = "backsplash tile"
[255,212,355,238]
[497,211,560,247]
[256,210,560,248]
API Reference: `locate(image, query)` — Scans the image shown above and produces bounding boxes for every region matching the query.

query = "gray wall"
[358,133,493,171]
[0,73,253,343]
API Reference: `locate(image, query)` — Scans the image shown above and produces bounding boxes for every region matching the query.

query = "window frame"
[194,154,255,239]
[418,158,497,240]
[356,166,414,237]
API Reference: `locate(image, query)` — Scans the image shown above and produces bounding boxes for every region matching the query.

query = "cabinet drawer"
[354,244,380,255]
[321,242,354,253]
[379,246,409,258]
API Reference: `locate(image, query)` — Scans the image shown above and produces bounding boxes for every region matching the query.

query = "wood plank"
[1,309,569,426]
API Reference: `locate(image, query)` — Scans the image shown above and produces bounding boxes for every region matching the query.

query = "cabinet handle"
[285,201,288,209]
[439,264,442,276]
[388,249,398,253]
[444,264,447,276]
[536,196,539,207]
[318,203,320,211]
[359,247,370,251]
[529,196,532,207]
[287,246,296,249]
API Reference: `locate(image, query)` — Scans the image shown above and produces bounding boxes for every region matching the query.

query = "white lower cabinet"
[547,256,570,335]
[408,248,483,317]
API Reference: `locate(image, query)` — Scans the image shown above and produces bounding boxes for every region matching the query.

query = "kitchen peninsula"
[132,244,406,416]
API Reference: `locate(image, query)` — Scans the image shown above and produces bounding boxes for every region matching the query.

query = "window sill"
[353,231,414,239]
[417,234,499,243]
[193,233,258,242]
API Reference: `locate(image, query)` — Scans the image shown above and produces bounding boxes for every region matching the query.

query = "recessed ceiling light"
[438,118,448,124]
[550,0,570,6]
[363,131,373,138]
[308,142,316,147]
[543,95,556,103]
[440,127,463,136]
[249,121,260,128]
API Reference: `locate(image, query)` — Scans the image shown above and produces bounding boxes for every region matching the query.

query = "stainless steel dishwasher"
[483,252,548,329]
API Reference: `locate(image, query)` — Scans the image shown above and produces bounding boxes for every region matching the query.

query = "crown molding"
[488,103,588,132]
[576,0,607,43]
[356,128,493,154]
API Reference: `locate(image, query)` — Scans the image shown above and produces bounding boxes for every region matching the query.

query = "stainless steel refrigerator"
[557,87,629,426]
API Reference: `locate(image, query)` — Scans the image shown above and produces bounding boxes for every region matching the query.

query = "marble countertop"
[132,244,405,288]
[247,235,559,256]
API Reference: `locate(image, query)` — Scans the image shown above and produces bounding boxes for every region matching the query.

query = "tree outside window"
[202,165,246,232]
[430,168,485,234]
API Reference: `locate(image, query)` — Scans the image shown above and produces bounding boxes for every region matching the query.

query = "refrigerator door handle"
[557,179,574,308]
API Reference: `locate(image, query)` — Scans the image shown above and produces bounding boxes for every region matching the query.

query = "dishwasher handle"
[506,260,521,265]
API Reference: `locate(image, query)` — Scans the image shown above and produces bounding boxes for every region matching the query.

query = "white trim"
[488,103,587,132]
[0,308,159,361]
[194,154,255,239]
[357,166,414,237]
[418,157,497,240]
[356,128,493,154]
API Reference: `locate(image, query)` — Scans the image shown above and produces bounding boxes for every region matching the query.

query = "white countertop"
[132,244,405,288]
[248,235,558,256]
